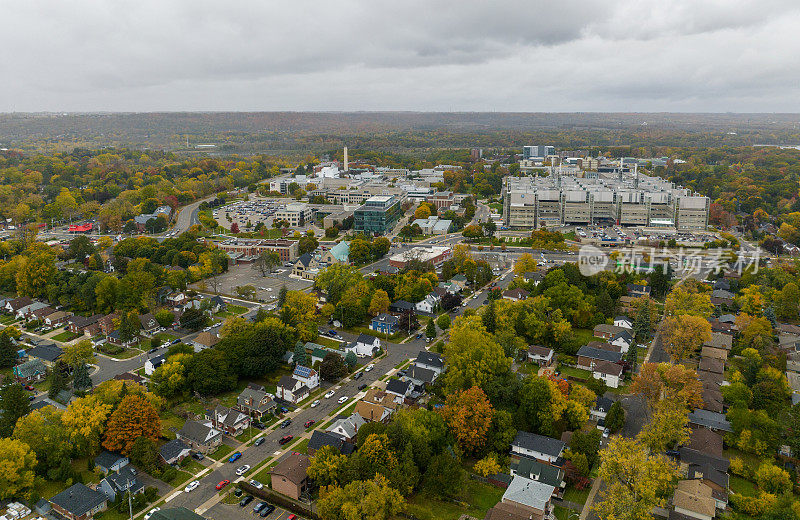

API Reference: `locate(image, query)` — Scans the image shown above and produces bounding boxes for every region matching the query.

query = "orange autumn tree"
[631,363,703,410]
[441,386,494,454]
[102,394,160,454]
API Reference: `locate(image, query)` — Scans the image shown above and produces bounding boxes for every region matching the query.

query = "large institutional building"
[502,172,709,231]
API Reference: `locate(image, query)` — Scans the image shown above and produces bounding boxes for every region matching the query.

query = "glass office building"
[354,195,403,235]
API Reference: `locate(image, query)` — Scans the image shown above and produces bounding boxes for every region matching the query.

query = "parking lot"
[202,264,313,303]
[214,197,287,231]
[205,500,301,520]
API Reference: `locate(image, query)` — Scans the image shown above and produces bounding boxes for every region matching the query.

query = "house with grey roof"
[49,483,108,520]
[327,413,366,442]
[26,343,63,367]
[176,420,222,454]
[486,475,554,520]
[345,333,380,358]
[385,379,412,402]
[99,466,144,501]
[204,405,250,436]
[414,351,445,374]
[688,409,732,432]
[510,457,565,496]
[576,345,623,370]
[94,451,129,474]
[13,358,46,383]
[236,384,276,419]
[511,431,565,465]
[160,438,192,465]
[307,430,355,456]
[403,364,438,387]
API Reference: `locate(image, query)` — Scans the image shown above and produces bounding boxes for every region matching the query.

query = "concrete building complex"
[354,195,404,235]
[274,202,313,227]
[502,172,709,231]
[216,238,299,263]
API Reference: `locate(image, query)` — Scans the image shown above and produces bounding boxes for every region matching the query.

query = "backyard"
[403,478,505,520]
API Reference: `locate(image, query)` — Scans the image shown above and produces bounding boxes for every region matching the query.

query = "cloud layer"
[2,0,800,112]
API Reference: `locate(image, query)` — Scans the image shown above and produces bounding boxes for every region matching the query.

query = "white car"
[266,288,273,292]
[311,399,320,408]
[144,508,161,520]
[364,364,374,372]
[249,479,263,489]
[184,480,200,492]
[235,465,251,476]
[338,396,348,404]
[324,390,335,399]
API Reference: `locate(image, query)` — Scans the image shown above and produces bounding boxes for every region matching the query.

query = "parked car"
[235,465,250,476]
[279,435,294,445]
[311,399,320,407]
[259,504,276,517]
[239,496,254,507]
[353,371,363,380]
[280,406,289,414]
[191,452,204,461]
[249,479,263,489]
[254,501,269,513]
[228,451,242,463]
[253,421,266,430]
[304,420,315,428]
[144,508,161,520]
[327,330,338,337]
[338,396,348,404]
[324,390,335,399]
[280,419,291,428]
[216,479,230,490]
[358,383,368,391]
[364,364,374,372]
[184,480,200,492]
[254,437,265,446]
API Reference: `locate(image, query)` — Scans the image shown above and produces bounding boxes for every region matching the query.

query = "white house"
[590,396,614,422]
[327,413,366,442]
[527,346,554,366]
[610,330,633,353]
[276,375,310,404]
[293,365,320,391]
[385,379,412,403]
[144,354,166,376]
[415,293,440,314]
[613,316,633,329]
[511,431,565,465]
[414,351,445,375]
[592,361,623,388]
[345,333,381,358]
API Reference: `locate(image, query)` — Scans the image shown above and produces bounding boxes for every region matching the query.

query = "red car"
[287,515,297,520]
[279,435,293,445]
[304,420,315,428]
[215,479,230,490]
[23,385,34,391]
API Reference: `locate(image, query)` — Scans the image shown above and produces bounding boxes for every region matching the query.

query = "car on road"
[249,479,263,489]
[144,508,161,520]
[324,390,335,399]
[311,399,320,407]
[202,326,212,332]
[364,364,374,372]
[235,465,250,476]
[228,451,242,463]
[353,371,363,380]
[184,480,199,492]
[280,406,289,413]
[216,479,230,490]
[259,504,276,517]
[304,420,315,428]
[280,419,292,428]
[287,514,297,520]
[279,434,294,445]
[254,437,265,446]
[358,383,368,391]
[239,495,254,507]
[338,396,348,404]
[171,338,181,344]
[416,333,423,339]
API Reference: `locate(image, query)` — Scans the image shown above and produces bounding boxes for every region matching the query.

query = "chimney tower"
[343,146,349,171]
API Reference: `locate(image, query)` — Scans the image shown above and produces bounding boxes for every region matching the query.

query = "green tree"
[321,352,348,381]
[186,349,236,396]
[307,445,347,487]
[129,435,161,474]
[73,363,93,392]
[294,343,307,367]
[62,339,96,367]
[436,314,451,330]
[0,384,30,437]
[605,401,625,433]
[48,365,68,400]
[0,332,16,368]
[425,317,436,339]
[423,451,465,498]
[179,308,208,331]
[278,285,288,307]
[394,442,420,495]
[344,351,357,370]
[13,406,71,480]
[217,318,297,379]
[441,316,511,394]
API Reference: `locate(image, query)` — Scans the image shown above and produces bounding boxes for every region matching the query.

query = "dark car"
[280,406,289,413]
[280,419,291,428]
[327,330,338,336]
[353,371,363,380]
[259,504,276,517]
[239,495,254,507]
[170,338,181,344]
[254,437,265,446]
[191,452,204,461]
[252,421,266,430]
[358,383,368,391]
[279,435,293,445]
[253,501,269,513]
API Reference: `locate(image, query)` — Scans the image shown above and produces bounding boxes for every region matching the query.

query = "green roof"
[510,456,563,488]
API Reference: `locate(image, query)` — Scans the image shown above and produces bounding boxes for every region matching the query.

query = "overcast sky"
[2,0,800,112]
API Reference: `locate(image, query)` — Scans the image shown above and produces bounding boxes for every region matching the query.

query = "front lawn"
[159,411,185,440]
[315,336,344,349]
[100,348,142,360]
[52,330,80,342]
[404,479,504,520]
[292,438,310,454]
[559,365,592,380]
[161,469,193,487]
[209,444,235,461]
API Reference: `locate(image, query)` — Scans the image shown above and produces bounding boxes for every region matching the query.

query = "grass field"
[315,336,344,349]
[0,315,18,325]
[209,444,235,461]
[559,365,592,380]
[563,486,591,505]
[52,330,80,342]
[404,479,504,520]
[730,476,758,497]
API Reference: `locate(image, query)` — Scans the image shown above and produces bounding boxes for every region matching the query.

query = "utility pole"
[127,478,133,520]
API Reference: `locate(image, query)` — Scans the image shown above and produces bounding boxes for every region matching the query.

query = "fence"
[239,482,318,519]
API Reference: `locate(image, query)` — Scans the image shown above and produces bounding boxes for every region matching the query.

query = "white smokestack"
[343,146,348,171]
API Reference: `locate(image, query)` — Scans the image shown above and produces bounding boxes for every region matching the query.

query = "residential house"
[327,413,366,443]
[527,346,554,367]
[370,313,398,335]
[710,289,734,307]
[49,483,107,520]
[176,420,222,453]
[276,375,309,404]
[205,405,250,436]
[67,315,101,336]
[27,343,63,367]
[703,333,733,351]
[270,452,311,500]
[503,288,529,301]
[385,379,412,402]
[700,347,728,362]
[144,354,166,376]
[44,310,71,327]
[673,480,716,520]
[165,292,189,309]
[688,409,732,432]
[99,466,144,501]
[511,431,565,465]
[415,293,440,314]
[94,451,129,474]
[680,448,730,510]
[586,340,621,353]
[236,384,277,419]
[13,359,47,383]
[293,365,320,391]
[139,313,160,335]
[208,295,227,313]
[510,457,565,497]
[307,430,355,457]
[106,330,136,347]
[30,305,56,322]
[701,386,725,414]
[414,351,445,375]
[98,313,118,335]
[523,271,543,285]
[191,331,219,352]
[389,299,416,315]
[576,345,623,371]
[159,438,192,465]
[17,301,49,320]
[592,361,623,388]
[485,476,555,520]
[4,296,33,314]
[613,316,633,329]
[610,330,633,353]
[697,370,724,386]
[438,280,462,294]
[699,358,724,375]
[345,333,381,358]
[403,364,438,388]
[688,428,724,458]
[591,396,614,423]
[355,388,398,423]
[593,323,626,340]
[626,284,651,297]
